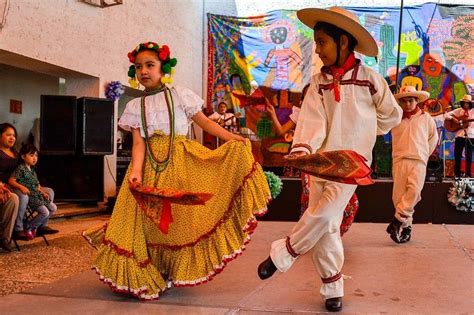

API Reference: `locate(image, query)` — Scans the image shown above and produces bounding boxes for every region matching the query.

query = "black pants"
[454,137,473,177]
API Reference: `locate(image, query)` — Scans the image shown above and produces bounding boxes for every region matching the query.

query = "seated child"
[8,144,58,236]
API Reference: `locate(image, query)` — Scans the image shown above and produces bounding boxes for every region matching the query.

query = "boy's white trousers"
[392,159,426,227]
[270,177,356,300]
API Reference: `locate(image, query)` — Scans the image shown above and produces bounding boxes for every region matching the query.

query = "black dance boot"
[325,297,343,312]
[399,226,412,243]
[386,218,403,244]
[257,256,277,280]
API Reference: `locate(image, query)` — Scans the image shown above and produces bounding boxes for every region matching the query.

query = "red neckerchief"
[322,53,357,102]
[463,109,469,117]
[402,107,420,120]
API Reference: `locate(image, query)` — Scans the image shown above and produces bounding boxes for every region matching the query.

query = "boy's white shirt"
[290,64,402,164]
[391,110,439,165]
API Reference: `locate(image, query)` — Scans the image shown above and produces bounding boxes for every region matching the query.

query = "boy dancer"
[387,86,438,243]
[257,7,402,312]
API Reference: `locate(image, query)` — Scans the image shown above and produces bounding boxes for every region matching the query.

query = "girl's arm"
[8,176,30,195]
[266,102,296,136]
[128,128,146,186]
[192,112,245,142]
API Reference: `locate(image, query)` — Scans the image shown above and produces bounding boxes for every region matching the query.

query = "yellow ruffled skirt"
[83,133,270,300]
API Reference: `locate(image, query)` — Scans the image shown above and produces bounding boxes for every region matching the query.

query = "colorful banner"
[207,4,474,175]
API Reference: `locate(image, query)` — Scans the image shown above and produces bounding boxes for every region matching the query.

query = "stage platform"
[261,178,474,225]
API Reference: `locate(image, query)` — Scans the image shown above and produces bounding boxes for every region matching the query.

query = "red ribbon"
[402,107,420,119]
[158,199,173,234]
[325,53,357,102]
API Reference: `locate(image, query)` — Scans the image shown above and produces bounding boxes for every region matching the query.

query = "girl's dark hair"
[314,22,357,52]
[19,143,39,157]
[0,123,17,138]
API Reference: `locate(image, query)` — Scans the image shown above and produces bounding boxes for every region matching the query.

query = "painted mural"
[207,4,474,177]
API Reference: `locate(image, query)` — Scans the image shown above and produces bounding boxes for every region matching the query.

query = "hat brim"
[297,8,378,57]
[394,91,430,103]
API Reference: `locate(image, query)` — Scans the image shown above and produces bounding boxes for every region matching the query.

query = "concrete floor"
[0,221,472,314]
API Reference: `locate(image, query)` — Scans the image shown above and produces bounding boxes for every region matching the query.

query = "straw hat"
[460,94,473,103]
[394,85,430,103]
[297,6,378,57]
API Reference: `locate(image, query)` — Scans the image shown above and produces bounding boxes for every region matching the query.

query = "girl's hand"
[229,133,246,143]
[41,191,50,201]
[19,186,30,195]
[265,100,277,118]
[128,171,142,188]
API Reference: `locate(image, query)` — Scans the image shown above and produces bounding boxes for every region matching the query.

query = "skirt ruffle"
[83,134,270,300]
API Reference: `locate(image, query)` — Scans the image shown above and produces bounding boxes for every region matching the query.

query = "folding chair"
[12,206,49,251]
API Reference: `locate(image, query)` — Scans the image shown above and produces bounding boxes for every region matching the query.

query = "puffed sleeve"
[118,98,141,132]
[289,106,300,124]
[290,81,327,155]
[371,72,402,135]
[173,86,204,120]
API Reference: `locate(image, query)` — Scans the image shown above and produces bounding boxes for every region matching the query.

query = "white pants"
[392,159,426,227]
[270,177,356,300]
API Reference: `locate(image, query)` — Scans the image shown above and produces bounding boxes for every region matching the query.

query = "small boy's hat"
[394,85,430,103]
[297,7,378,57]
[460,94,473,103]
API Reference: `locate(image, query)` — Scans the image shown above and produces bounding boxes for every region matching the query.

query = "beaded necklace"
[140,85,175,173]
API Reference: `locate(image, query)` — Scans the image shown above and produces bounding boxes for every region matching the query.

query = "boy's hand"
[19,186,30,195]
[284,151,308,160]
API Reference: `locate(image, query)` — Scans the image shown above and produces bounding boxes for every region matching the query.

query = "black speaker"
[36,155,103,202]
[40,95,77,155]
[77,97,114,155]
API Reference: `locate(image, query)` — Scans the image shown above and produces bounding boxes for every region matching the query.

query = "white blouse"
[289,106,300,124]
[118,85,203,137]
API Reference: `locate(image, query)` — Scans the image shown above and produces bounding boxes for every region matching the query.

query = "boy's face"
[461,101,471,110]
[22,152,38,167]
[134,50,163,90]
[314,30,338,67]
[398,96,418,112]
[218,103,227,114]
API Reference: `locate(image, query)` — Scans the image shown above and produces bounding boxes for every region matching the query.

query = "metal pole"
[394,0,404,92]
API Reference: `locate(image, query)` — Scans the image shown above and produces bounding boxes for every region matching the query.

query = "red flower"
[128,51,136,63]
[159,47,170,61]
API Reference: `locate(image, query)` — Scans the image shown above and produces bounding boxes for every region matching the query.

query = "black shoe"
[257,256,277,280]
[0,239,11,252]
[13,230,31,241]
[37,226,59,235]
[325,297,343,312]
[399,226,412,243]
[386,218,403,244]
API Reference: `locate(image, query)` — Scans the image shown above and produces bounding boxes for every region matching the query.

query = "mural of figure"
[228,73,246,124]
[263,19,303,90]
[397,31,423,66]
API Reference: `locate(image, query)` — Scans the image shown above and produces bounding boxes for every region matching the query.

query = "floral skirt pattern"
[83,133,270,300]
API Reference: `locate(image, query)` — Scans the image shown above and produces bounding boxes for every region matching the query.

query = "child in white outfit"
[257,7,402,312]
[386,85,438,243]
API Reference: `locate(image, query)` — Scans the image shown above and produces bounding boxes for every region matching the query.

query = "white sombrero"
[460,94,473,103]
[297,6,378,57]
[394,85,430,103]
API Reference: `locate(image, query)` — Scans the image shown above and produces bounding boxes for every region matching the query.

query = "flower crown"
[127,42,178,88]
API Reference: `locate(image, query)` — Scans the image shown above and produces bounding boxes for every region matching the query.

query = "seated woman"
[0,181,19,252]
[0,123,56,240]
